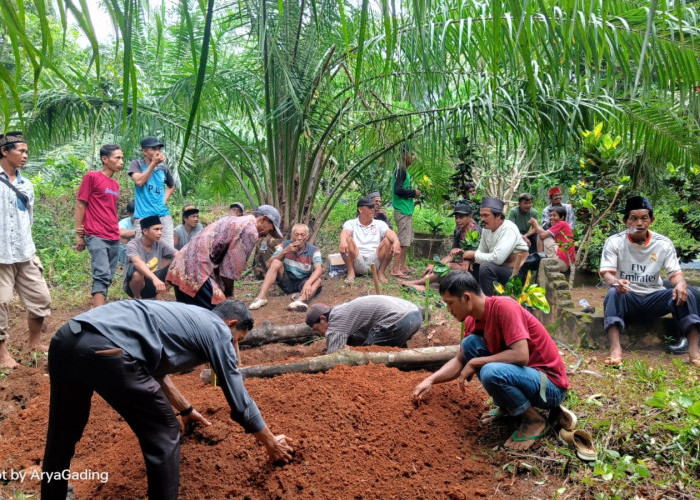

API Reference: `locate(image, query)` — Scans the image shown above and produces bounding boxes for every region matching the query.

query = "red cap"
[548,186,562,196]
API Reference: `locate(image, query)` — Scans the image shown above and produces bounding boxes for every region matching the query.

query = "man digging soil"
[41,300,292,499]
[413,271,569,450]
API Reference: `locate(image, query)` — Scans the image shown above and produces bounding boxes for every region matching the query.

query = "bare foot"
[504,416,548,450]
[27,343,49,353]
[378,274,388,284]
[690,356,700,367]
[0,354,19,370]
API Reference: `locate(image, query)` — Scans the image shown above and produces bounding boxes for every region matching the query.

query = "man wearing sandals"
[599,196,700,366]
[339,195,401,283]
[413,271,569,450]
[249,223,323,313]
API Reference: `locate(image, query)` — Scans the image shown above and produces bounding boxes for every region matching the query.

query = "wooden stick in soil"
[237,345,460,379]
[423,276,430,325]
[370,263,381,294]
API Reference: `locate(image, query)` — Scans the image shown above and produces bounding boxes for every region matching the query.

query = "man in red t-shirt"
[529,206,574,272]
[413,270,569,450]
[75,144,124,307]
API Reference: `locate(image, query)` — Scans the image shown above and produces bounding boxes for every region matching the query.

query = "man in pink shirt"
[413,270,569,450]
[75,144,124,307]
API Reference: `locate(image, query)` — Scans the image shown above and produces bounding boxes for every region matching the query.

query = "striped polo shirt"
[272,241,322,279]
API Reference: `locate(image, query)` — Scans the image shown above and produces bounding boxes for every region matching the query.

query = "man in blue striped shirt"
[250,223,323,313]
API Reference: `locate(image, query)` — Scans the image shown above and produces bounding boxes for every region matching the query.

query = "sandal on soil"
[480,407,506,424]
[506,423,550,449]
[291,293,300,301]
[559,428,597,461]
[343,276,355,285]
[557,405,578,431]
[690,358,700,367]
[390,272,410,279]
[249,298,268,310]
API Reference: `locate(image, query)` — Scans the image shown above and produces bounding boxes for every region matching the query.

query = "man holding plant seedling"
[599,196,700,366]
[413,271,569,450]
[42,299,293,500]
[399,202,481,292]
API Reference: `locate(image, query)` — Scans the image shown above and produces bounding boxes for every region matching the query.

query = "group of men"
[2,130,700,498]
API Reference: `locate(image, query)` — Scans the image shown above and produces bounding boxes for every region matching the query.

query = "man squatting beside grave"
[461,196,529,296]
[249,223,323,313]
[413,271,569,450]
[129,136,176,248]
[41,299,293,500]
[75,144,124,308]
[0,132,52,369]
[339,195,401,283]
[123,215,176,300]
[305,296,422,353]
[599,196,700,366]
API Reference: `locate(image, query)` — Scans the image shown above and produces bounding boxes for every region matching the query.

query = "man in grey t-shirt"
[123,214,175,299]
[41,299,292,500]
[305,296,422,353]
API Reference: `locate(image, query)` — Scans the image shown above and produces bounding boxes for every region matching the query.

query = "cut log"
[237,345,459,379]
[240,322,320,348]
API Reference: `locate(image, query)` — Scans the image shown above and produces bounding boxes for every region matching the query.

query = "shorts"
[394,211,413,247]
[123,265,170,299]
[353,253,381,275]
[0,257,52,340]
[277,272,322,297]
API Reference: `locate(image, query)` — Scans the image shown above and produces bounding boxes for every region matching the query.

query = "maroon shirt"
[462,296,569,390]
[77,171,120,241]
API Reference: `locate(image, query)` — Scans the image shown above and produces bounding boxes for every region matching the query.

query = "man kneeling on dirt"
[41,299,293,500]
[339,195,401,283]
[599,195,700,366]
[249,223,323,313]
[305,296,422,353]
[123,214,175,300]
[413,271,569,450]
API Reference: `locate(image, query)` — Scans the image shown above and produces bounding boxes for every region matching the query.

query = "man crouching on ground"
[413,271,569,450]
[42,299,292,500]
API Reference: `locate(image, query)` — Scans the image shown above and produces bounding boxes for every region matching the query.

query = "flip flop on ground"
[390,272,410,279]
[559,428,597,461]
[479,407,505,425]
[343,276,355,285]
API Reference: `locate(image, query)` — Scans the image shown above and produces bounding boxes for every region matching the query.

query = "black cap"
[140,136,164,149]
[140,215,162,229]
[451,203,472,216]
[624,196,653,218]
[357,196,375,208]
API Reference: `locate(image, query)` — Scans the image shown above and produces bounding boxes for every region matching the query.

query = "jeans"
[603,287,700,334]
[85,236,119,296]
[363,309,423,348]
[42,324,181,500]
[460,334,567,416]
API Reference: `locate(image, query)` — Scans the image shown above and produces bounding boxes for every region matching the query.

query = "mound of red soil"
[0,362,532,498]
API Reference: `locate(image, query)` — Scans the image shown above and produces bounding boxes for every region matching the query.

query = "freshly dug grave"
[0,361,537,499]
